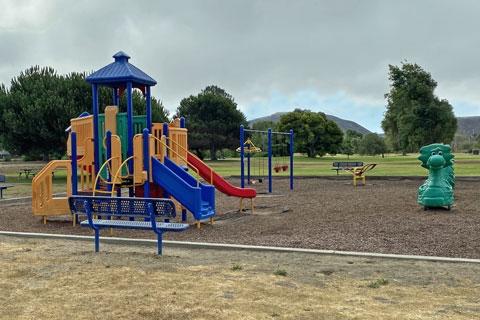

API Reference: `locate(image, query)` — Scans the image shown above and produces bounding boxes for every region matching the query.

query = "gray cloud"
[1,0,479,132]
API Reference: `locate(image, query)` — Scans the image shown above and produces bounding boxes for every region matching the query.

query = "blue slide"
[151,156,215,221]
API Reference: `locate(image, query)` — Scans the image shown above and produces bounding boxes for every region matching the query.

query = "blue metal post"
[127,82,133,173]
[106,130,112,193]
[163,122,169,158]
[143,129,150,198]
[113,88,119,106]
[247,139,251,183]
[240,125,244,188]
[146,86,152,133]
[71,131,78,195]
[180,117,185,128]
[182,207,187,222]
[92,84,99,177]
[290,129,294,190]
[268,128,272,193]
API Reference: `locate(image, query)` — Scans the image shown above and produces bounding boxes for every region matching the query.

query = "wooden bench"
[332,162,363,175]
[0,174,13,199]
[68,195,189,254]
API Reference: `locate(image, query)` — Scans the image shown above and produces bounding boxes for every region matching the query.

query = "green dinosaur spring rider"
[418,143,455,211]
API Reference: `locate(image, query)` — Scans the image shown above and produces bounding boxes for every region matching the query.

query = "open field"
[1,153,479,200]
[1,235,479,319]
[187,153,480,177]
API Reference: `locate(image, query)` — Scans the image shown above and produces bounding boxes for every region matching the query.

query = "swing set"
[239,125,293,193]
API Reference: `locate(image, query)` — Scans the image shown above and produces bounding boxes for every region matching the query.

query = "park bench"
[0,174,14,199]
[68,195,190,254]
[332,162,363,175]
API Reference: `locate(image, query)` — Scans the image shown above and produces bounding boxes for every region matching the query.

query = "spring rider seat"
[418,143,455,211]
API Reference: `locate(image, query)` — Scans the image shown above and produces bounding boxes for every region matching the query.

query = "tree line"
[0,61,457,161]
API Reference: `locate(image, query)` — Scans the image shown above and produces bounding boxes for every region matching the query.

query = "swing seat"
[274,167,281,173]
[282,165,288,171]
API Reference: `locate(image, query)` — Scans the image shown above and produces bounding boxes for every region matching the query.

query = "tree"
[0,66,168,160]
[277,109,343,157]
[357,133,389,157]
[175,85,247,160]
[382,62,457,154]
[340,129,363,157]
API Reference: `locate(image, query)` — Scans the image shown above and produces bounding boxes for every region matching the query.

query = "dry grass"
[1,236,479,319]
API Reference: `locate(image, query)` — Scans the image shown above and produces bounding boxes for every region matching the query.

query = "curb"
[0,231,479,264]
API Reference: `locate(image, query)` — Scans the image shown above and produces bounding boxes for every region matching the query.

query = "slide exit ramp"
[151,156,215,226]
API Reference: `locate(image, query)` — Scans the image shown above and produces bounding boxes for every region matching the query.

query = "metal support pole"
[71,131,77,195]
[143,129,150,198]
[92,84,99,177]
[268,128,272,193]
[146,86,152,133]
[163,122,169,158]
[113,88,119,106]
[240,125,245,188]
[290,129,294,190]
[247,139,251,183]
[126,82,133,174]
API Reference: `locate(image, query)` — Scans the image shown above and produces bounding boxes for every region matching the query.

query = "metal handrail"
[92,157,120,196]
[110,156,136,197]
[164,136,214,185]
[151,135,200,188]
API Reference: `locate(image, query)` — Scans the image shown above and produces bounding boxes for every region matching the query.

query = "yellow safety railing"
[110,156,137,197]
[151,135,201,188]
[164,136,215,185]
[92,157,120,196]
[32,160,72,223]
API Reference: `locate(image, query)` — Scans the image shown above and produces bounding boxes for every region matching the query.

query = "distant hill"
[248,112,372,135]
[456,116,480,137]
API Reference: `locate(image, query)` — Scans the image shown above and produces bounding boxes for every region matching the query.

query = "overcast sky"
[1,0,480,133]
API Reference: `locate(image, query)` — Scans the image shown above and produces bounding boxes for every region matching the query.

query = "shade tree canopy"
[277,109,343,157]
[0,66,168,160]
[382,62,457,153]
[175,85,247,160]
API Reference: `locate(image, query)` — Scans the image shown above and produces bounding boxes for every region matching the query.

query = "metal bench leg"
[157,232,163,255]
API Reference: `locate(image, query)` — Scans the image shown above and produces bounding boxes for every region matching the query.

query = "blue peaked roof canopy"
[85,51,157,87]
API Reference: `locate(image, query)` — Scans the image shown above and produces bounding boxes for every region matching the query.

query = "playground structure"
[32,52,256,228]
[240,125,293,193]
[418,143,455,211]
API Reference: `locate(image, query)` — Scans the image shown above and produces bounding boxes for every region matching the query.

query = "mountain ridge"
[248,112,372,135]
[248,112,480,138]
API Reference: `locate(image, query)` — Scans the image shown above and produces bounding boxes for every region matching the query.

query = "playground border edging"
[0,230,479,264]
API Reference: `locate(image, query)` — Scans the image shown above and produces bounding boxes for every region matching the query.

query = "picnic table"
[19,169,36,179]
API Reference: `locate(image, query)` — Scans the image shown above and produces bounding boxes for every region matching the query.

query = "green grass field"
[204,153,480,176]
[1,153,478,198]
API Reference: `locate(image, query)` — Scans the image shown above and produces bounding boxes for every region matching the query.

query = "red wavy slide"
[187,152,256,198]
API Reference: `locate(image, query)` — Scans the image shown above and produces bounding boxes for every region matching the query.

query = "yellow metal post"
[196,220,200,229]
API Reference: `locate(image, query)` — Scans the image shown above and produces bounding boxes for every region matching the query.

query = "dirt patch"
[1,177,479,259]
[1,235,479,319]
